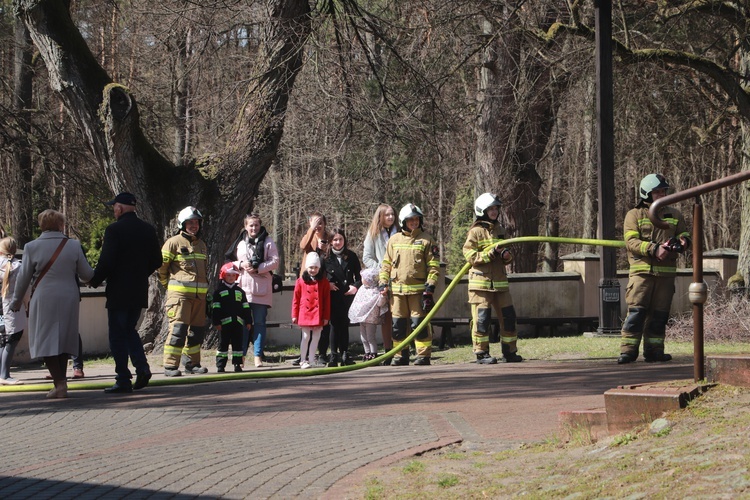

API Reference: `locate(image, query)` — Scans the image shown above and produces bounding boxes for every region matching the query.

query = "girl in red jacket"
[292,252,331,369]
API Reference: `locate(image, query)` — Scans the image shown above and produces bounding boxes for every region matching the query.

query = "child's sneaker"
[300,360,311,369]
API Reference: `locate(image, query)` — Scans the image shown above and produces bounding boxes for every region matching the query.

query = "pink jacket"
[291,275,331,327]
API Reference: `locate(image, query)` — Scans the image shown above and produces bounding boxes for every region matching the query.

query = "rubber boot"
[475,351,497,364]
[381,351,392,366]
[617,353,637,364]
[216,356,228,373]
[395,349,410,365]
[501,345,523,363]
[644,352,672,363]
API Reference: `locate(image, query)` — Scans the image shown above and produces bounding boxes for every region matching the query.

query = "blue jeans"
[108,308,150,385]
[243,303,269,357]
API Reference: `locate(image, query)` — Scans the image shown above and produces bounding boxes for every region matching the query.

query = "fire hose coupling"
[688,281,708,305]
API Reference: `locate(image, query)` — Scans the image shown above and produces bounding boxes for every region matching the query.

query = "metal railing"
[650,170,750,381]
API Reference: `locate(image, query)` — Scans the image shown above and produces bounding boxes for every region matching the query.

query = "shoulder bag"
[30,238,68,298]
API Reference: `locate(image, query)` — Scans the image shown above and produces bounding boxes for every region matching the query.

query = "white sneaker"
[300,361,311,369]
[0,377,24,385]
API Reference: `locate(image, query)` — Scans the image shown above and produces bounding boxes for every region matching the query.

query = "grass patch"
[402,461,425,474]
[436,474,460,488]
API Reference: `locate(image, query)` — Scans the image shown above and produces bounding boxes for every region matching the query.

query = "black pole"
[595,0,620,334]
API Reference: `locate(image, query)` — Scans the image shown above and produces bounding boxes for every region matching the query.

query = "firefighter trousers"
[620,274,675,359]
[390,293,432,358]
[163,295,208,369]
[469,289,517,355]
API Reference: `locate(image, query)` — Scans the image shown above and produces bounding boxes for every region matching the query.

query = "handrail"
[648,170,750,381]
[649,170,750,229]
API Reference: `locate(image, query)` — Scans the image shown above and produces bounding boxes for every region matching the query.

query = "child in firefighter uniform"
[463,193,522,364]
[618,173,690,364]
[378,203,440,366]
[212,263,252,372]
[159,206,210,377]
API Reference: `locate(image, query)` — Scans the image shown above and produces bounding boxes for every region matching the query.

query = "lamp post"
[595,0,621,334]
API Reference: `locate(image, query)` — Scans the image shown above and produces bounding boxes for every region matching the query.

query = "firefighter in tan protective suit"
[463,193,522,364]
[379,203,440,366]
[159,206,210,376]
[618,174,690,364]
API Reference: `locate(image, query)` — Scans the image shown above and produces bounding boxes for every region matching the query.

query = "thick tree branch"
[533,19,750,123]
[14,0,176,225]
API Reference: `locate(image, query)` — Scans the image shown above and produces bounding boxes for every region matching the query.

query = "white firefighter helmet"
[639,174,669,201]
[398,203,423,227]
[177,206,203,228]
[474,192,502,217]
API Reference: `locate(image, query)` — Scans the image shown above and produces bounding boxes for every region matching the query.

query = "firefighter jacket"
[211,281,252,328]
[379,228,440,295]
[463,220,513,293]
[158,231,209,297]
[624,205,690,278]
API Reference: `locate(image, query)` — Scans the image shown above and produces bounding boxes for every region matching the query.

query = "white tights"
[299,327,322,362]
[359,323,378,355]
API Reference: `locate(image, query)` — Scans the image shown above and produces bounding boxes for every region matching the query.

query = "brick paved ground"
[0,359,693,499]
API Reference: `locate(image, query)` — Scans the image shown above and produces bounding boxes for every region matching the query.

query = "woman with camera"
[234,213,279,367]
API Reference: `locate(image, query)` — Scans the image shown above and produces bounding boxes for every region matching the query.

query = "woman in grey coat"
[10,209,94,398]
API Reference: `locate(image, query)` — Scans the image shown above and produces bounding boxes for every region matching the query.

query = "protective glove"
[662,237,684,254]
[494,246,511,262]
[422,292,435,313]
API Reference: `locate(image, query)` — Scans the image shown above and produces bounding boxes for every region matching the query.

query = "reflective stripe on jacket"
[463,220,511,292]
[158,232,209,297]
[379,228,440,295]
[624,205,690,277]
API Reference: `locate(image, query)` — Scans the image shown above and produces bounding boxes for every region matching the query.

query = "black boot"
[342,352,355,366]
[216,357,228,373]
[501,346,523,363]
[328,352,339,367]
[644,352,672,363]
[617,352,637,364]
[395,349,410,365]
[475,351,497,365]
[381,350,392,366]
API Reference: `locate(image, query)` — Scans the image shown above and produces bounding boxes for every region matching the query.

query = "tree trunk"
[17,0,313,347]
[172,27,191,167]
[10,16,34,247]
[474,9,561,272]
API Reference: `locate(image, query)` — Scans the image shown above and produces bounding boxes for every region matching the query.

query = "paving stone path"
[0,360,693,498]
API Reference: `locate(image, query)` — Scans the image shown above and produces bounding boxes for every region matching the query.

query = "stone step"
[558,408,608,442]
[559,381,710,441]
[604,382,707,434]
[706,354,750,387]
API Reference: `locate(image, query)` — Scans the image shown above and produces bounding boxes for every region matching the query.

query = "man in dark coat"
[90,192,162,393]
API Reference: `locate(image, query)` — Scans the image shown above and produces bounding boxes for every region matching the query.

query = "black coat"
[90,211,162,309]
[324,252,362,317]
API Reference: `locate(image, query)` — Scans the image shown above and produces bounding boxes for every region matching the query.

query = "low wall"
[10,249,737,362]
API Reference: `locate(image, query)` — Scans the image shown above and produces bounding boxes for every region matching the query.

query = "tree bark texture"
[10,16,34,247]
[16,0,312,344]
